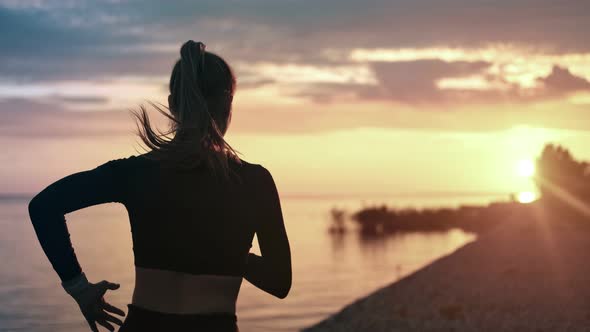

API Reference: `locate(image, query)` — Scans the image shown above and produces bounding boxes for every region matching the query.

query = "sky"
[1,0,590,202]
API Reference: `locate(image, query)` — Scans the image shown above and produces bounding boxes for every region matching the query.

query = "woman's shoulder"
[233,158,272,176]
[231,159,277,191]
[96,153,154,172]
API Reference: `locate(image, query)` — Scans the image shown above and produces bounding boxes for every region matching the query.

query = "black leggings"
[118,304,239,332]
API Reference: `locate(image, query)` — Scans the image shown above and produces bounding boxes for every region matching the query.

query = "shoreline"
[305,202,590,331]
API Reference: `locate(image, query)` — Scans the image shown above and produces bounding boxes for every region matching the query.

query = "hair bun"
[194,41,206,72]
[180,40,207,80]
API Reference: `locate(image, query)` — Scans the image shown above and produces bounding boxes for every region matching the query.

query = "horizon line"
[0,190,512,200]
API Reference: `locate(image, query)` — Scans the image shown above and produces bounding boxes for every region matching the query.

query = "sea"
[0,193,502,331]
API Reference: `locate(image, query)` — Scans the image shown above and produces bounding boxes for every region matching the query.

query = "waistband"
[120,304,238,332]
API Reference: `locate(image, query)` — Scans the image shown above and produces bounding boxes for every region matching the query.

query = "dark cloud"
[367,60,491,103]
[49,94,110,104]
[0,98,136,137]
[0,7,98,57]
[292,62,590,106]
[1,0,589,137]
[538,66,590,94]
[1,93,589,141]
[0,5,151,80]
[292,60,492,105]
[115,0,590,52]
[2,0,590,82]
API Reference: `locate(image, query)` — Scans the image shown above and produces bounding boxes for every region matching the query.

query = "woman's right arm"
[244,166,292,299]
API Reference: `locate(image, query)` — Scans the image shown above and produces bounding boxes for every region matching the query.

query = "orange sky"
[1,1,589,201]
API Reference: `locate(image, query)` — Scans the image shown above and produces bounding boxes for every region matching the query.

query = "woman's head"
[168,41,236,136]
[133,40,240,180]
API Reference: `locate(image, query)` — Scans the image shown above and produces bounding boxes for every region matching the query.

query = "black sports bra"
[28,154,290,287]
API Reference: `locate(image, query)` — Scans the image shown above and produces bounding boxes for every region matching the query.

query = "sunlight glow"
[517,159,536,177]
[244,62,378,84]
[437,75,511,91]
[517,191,537,203]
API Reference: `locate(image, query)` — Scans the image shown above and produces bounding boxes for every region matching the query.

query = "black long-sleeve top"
[28,154,292,298]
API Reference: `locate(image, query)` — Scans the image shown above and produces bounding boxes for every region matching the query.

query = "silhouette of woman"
[27,40,292,332]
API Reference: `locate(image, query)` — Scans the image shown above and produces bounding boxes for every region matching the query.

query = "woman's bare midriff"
[131,266,242,314]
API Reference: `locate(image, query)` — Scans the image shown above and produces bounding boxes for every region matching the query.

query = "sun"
[517,191,537,204]
[516,159,535,177]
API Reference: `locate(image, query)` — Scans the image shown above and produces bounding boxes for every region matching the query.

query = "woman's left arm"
[28,158,131,331]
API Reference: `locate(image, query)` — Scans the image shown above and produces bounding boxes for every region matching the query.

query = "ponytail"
[131,40,241,182]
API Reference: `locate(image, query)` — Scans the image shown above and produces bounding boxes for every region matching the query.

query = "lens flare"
[517,191,537,203]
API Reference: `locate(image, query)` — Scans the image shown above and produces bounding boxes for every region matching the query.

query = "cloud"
[366,60,491,103]
[289,60,492,105]
[49,94,110,104]
[290,62,590,106]
[0,5,149,81]
[2,0,590,82]
[0,98,136,137]
[538,66,590,94]
[1,0,590,107]
[114,0,590,52]
[237,78,276,89]
[1,0,590,138]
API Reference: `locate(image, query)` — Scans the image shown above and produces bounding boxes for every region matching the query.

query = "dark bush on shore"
[349,202,521,235]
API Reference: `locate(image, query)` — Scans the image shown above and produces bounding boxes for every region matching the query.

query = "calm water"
[0,195,481,332]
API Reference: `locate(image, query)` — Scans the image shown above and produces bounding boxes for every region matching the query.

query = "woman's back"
[123,154,264,276]
[109,154,278,314]
[28,40,291,332]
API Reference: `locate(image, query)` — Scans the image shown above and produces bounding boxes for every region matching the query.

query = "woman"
[28,40,292,332]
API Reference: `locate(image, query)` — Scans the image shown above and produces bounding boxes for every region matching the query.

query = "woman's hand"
[75,280,126,331]
[63,274,126,332]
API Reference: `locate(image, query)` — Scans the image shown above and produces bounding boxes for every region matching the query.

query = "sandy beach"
[305,201,590,332]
